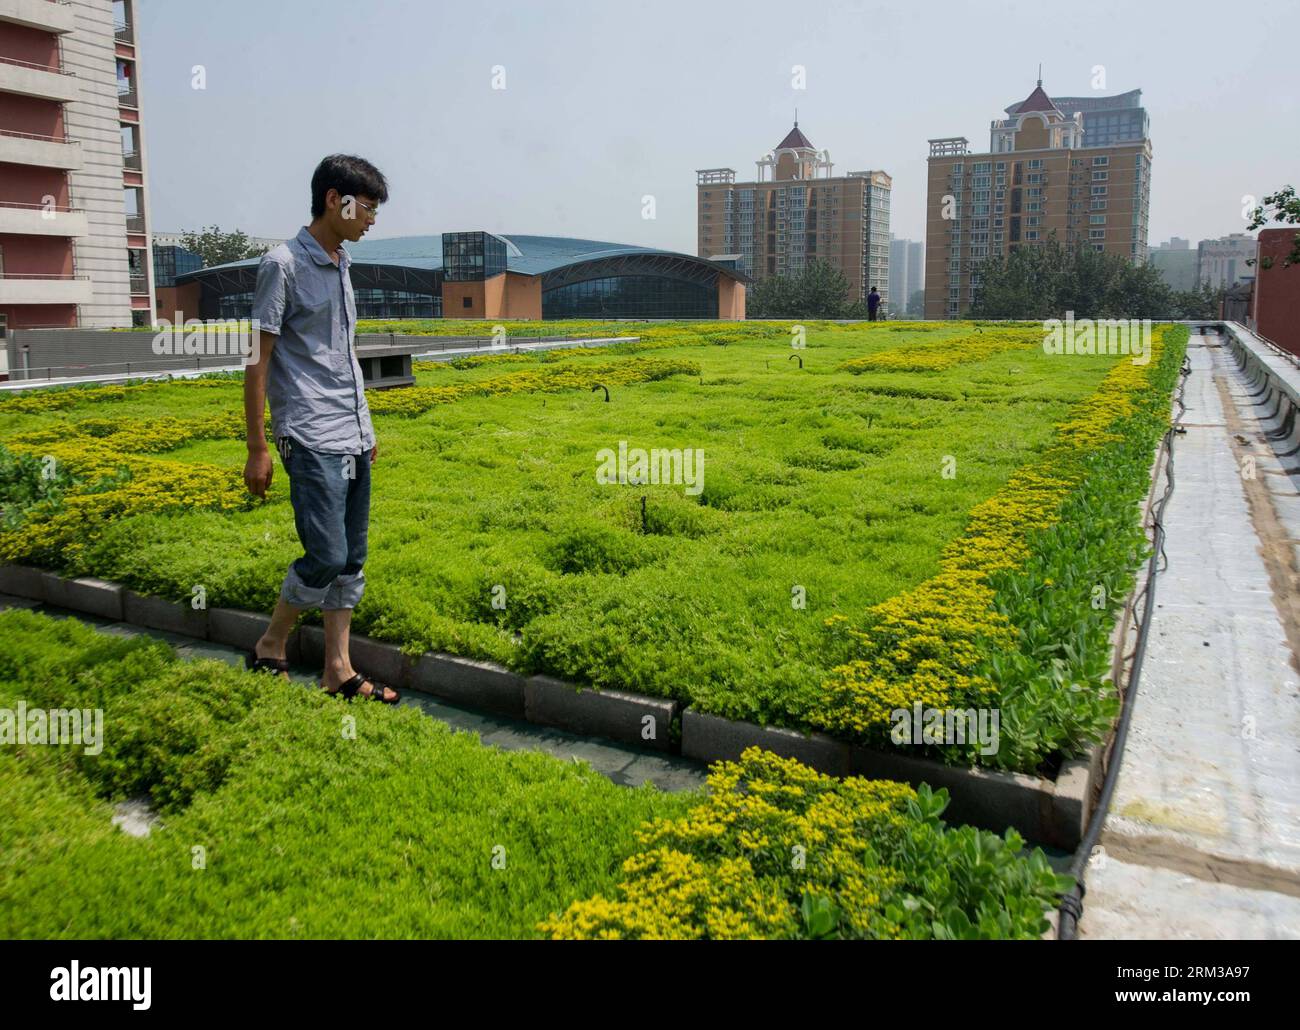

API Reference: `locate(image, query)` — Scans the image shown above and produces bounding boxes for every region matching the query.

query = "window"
[1089,214,1106,225]
[1027,216,1041,227]
[1092,170,1108,181]
[1091,186,1108,196]
[462,296,472,308]
[1089,228,1105,239]
[1092,155,1109,166]
[1026,201,1042,212]
[1026,230,1040,240]
[1028,159,1043,169]
[1090,199,1107,210]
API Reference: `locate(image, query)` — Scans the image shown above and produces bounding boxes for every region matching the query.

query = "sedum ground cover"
[0,608,1069,939]
[0,320,1188,773]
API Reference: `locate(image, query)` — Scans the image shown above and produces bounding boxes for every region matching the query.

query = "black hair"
[310,154,389,217]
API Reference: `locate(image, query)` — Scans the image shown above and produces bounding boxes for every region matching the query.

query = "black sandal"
[244,651,290,677]
[327,672,399,705]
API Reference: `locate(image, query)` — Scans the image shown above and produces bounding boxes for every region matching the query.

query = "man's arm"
[245,251,288,498]
[243,329,277,498]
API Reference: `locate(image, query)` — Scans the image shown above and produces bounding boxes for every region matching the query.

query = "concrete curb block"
[207,607,267,651]
[298,625,325,668]
[411,652,526,718]
[851,744,1058,847]
[525,675,677,751]
[39,572,124,621]
[123,590,209,638]
[349,634,412,688]
[681,709,851,776]
[0,564,44,600]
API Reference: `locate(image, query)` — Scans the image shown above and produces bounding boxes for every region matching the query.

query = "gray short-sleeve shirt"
[252,226,376,455]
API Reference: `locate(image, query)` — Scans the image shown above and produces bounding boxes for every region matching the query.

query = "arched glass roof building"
[165,232,749,322]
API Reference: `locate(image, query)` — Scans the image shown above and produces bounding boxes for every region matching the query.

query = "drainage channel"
[0,593,709,795]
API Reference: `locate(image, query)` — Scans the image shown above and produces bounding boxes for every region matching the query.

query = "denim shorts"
[276,434,371,610]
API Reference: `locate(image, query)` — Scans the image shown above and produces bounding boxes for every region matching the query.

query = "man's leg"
[320,450,394,700]
[260,440,350,666]
[254,596,302,663]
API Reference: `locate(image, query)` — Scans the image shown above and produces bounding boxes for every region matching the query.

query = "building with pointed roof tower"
[924,78,1152,318]
[1002,88,1149,149]
[696,122,891,309]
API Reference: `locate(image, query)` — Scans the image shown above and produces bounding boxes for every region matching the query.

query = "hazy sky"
[138,0,1297,253]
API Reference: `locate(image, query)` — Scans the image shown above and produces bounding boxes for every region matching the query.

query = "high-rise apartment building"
[697,123,891,306]
[0,0,153,335]
[890,235,924,313]
[925,80,1152,319]
[1002,88,1148,148]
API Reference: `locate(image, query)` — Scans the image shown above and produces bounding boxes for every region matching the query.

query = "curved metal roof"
[176,233,749,289]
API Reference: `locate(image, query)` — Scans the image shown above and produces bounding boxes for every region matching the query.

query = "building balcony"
[0,274,93,305]
[125,214,145,233]
[114,18,134,43]
[0,54,78,103]
[117,83,138,108]
[128,275,148,295]
[0,201,87,237]
[122,148,141,170]
[0,0,76,34]
[0,127,81,169]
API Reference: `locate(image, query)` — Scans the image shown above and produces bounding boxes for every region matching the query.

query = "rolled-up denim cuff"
[280,560,331,608]
[321,569,365,610]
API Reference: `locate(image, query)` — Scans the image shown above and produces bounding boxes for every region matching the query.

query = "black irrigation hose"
[1057,346,1194,940]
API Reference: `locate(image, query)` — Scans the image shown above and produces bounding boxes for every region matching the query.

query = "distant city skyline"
[136,0,1296,256]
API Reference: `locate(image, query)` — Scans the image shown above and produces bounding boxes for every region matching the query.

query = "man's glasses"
[342,195,379,221]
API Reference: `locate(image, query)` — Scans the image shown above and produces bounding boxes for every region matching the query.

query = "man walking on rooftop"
[241,154,398,704]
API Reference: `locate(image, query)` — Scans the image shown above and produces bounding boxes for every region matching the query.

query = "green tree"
[1247,185,1300,269]
[178,226,270,267]
[969,232,1178,318]
[748,259,855,319]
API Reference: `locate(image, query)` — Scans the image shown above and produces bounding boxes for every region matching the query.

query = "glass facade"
[543,275,715,319]
[216,292,254,320]
[215,288,437,320]
[153,245,204,287]
[353,288,438,319]
[442,231,508,281]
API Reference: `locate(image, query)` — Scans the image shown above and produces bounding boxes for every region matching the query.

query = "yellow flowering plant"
[539,747,1071,939]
